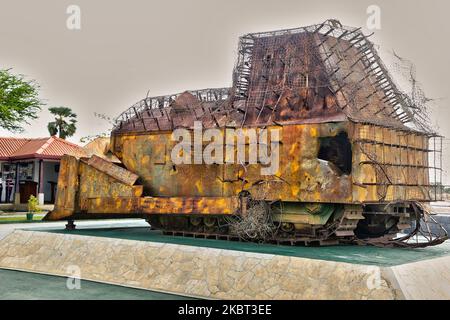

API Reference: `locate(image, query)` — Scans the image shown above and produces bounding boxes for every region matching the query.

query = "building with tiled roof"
[0,136,86,205]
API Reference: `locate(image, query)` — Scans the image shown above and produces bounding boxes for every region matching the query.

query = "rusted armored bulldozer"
[45,20,446,246]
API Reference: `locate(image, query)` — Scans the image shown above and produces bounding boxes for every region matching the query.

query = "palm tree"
[47,107,77,139]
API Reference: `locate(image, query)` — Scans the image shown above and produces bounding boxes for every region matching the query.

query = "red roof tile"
[0,136,86,160]
[0,138,30,159]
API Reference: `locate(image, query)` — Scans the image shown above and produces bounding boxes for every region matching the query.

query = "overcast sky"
[1,0,449,182]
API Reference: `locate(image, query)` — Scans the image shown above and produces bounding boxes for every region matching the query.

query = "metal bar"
[440,136,443,200]
[434,137,437,201]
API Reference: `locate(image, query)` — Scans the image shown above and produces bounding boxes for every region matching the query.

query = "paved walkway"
[0,219,196,300]
[431,201,450,215]
[0,268,192,300]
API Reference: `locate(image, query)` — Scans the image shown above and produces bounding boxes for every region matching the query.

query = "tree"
[0,69,43,132]
[47,107,77,139]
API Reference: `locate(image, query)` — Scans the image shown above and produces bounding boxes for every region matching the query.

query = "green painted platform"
[0,268,193,300]
[33,226,450,267]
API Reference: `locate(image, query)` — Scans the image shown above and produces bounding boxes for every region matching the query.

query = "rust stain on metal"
[86,155,139,186]
[45,19,446,247]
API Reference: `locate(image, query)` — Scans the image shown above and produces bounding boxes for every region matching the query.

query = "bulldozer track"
[161,229,343,246]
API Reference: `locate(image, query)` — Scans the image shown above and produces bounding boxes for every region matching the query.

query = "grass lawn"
[0,215,44,224]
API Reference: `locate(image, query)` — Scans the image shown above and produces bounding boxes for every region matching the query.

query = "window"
[318,132,352,175]
[18,162,34,181]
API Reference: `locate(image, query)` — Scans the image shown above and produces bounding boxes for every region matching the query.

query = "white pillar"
[38,193,45,206]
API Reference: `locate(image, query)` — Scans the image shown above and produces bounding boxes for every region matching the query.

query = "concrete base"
[14,193,20,205]
[0,203,54,213]
[0,230,448,300]
[404,214,450,235]
[0,203,14,212]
